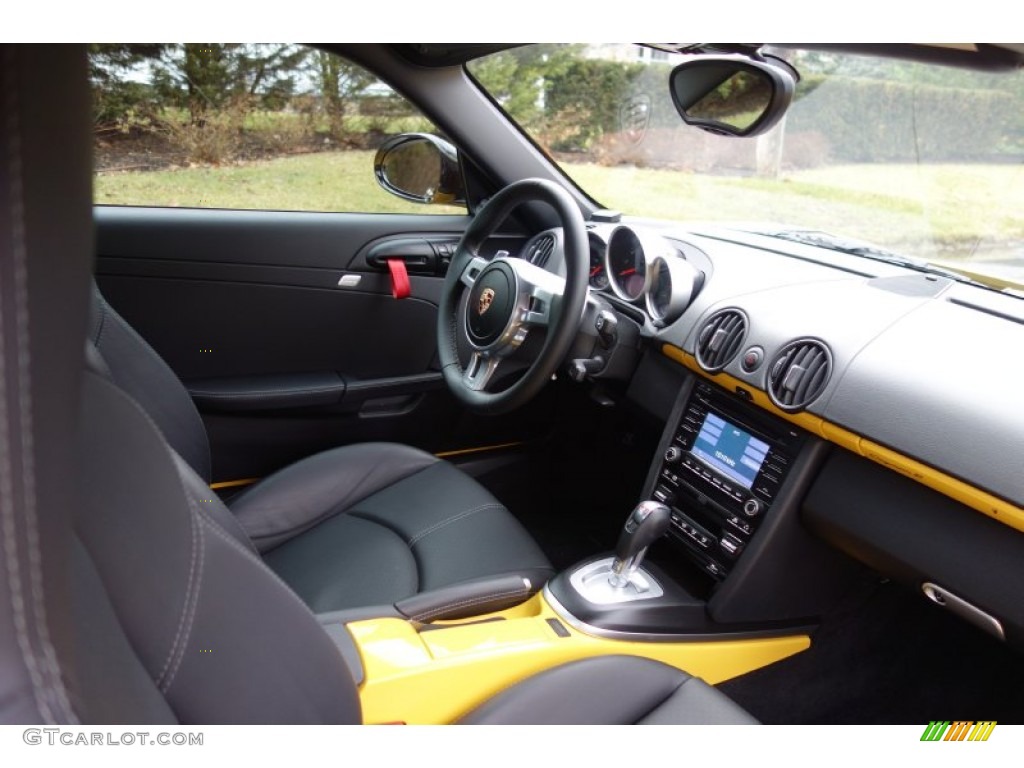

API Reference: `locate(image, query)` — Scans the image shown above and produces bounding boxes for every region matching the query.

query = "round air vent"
[695,309,747,372]
[525,233,556,269]
[767,339,833,412]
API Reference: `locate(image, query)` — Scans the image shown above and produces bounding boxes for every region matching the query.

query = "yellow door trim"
[209,477,260,491]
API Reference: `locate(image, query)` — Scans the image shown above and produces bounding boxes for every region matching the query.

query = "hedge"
[540,60,1019,162]
[786,76,1015,161]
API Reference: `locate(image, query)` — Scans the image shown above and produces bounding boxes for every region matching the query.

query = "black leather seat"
[88,285,553,612]
[73,342,757,724]
[1,45,757,727]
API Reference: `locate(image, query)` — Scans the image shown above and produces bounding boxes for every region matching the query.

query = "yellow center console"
[348,590,808,724]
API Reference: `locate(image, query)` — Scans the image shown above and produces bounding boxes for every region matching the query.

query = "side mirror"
[373,133,466,205]
[669,56,797,137]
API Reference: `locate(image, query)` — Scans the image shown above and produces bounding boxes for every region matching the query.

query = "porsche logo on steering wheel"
[478,287,496,316]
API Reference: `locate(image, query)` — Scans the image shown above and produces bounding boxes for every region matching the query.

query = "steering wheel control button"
[743,498,761,517]
[595,310,618,347]
[467,266,513,345]
[741,346,764,372]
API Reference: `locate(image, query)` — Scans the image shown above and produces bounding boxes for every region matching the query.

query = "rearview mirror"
[373,133,466,205]
[669,56,797,137]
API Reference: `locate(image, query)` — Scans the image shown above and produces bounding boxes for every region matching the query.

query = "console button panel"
[658,381,806,579]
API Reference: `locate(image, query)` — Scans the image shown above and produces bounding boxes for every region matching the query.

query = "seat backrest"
[1,44,360,726]
[74,361,361,723]
[89,282,213,482]
[0,44,90,726]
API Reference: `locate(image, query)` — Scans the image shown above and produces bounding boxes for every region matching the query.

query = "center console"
[338,368,867,723]
[545,369,865,635]
[651,380,806,581]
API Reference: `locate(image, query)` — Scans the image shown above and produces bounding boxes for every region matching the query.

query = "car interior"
[2,42,1024,726]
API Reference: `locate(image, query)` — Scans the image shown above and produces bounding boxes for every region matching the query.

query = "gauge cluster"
[591,225,702,327]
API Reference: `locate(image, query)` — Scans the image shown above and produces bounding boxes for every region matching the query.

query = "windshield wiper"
[764,229,996,290]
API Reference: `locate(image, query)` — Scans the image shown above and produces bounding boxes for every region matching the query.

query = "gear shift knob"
[609,500,671,587]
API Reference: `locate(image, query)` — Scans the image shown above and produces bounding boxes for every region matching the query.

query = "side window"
[90,44,464,214]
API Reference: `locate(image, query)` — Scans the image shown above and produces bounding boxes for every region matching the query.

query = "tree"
[88,44,167,129]
[313,50,375,139]
[469,45,583,132]
[151,44,310,123]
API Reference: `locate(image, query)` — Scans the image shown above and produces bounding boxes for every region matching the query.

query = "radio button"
[653,485,676,505]
[726,515,752,536]
[720,535,744,557]
[703,560,725,579]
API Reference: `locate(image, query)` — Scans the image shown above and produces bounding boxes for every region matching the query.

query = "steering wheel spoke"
[460,255,490,288]
[513,259,565,329]
[437,178,588,414]
[464,352,501,391]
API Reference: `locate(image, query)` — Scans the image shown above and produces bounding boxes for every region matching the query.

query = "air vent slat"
[526,234,555,268]
[695,309,747,372]
[766,339,832,413]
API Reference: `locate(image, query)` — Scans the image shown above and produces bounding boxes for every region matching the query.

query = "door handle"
[364,237,458,275]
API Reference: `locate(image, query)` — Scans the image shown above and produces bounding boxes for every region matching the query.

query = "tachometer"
[606,226,647,301]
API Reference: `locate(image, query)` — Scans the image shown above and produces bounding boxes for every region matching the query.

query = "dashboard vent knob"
[767,339,832,412]
[695,309,747,372]
[526,233,556,269]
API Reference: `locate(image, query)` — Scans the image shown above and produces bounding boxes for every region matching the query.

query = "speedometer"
[606,226,647,301]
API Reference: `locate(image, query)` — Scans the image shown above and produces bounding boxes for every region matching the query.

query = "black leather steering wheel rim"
[437,178,589,415]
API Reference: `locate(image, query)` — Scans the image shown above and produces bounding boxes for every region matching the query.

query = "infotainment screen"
[690,412,770,489]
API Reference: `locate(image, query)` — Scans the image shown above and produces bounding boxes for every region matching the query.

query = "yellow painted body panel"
[349,593,809,724]
[661,344,1024,535]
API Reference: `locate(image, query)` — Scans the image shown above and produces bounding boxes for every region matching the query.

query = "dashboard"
[519,219,1024,646]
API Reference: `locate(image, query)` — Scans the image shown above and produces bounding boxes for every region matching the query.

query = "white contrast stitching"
[160,493,206,693]
[155,476,201,688]
[406,503,504,547]
[197,510,312,605]
[84,373,212,694]
[0,45,76,724]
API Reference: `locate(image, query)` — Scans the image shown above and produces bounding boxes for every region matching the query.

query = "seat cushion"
[458,655,759,725]
[231,443,553,612]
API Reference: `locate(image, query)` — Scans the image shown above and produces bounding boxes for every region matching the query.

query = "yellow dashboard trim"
[348,592,809,724]
[661,344,1024,535]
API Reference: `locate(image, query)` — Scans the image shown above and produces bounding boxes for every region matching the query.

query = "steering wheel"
[437,178,589,415]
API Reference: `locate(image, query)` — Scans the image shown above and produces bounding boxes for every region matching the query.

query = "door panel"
[94,206,550,482]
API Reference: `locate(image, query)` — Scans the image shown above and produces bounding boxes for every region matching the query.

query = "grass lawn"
[568,161,1024,260]
[95,151,1024,261]
[95,151,465,216]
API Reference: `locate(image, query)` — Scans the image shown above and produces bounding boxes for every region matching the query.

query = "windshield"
[467,44,1024,289]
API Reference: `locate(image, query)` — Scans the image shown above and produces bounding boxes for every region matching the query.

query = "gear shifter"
[609,500,671,588]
